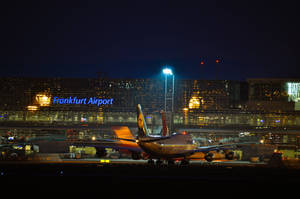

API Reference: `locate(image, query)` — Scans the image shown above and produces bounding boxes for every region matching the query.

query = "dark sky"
[1,0,299,80]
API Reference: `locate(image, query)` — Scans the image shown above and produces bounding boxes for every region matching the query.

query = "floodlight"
[163,68,173,75]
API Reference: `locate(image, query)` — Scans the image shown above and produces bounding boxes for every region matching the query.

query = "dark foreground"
[1,162,299,195]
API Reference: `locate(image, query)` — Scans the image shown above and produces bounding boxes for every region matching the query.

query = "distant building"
[1,77,300,133]
[247,78,300,112]
[176,79,248,111]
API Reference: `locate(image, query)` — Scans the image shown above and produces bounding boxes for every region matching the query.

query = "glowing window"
[189,96,200,109]
[286,82,300,102]
[36,94,51,106]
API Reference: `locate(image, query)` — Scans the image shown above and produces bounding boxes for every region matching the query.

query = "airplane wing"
[69,139,143,153]
[112,126,173,143]
[194,142,258,153]
[59,126,143,153]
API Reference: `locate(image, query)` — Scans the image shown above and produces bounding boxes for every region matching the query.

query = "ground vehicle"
[0,143,39,160]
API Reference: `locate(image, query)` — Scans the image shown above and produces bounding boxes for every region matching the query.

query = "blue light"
[53,96,114,106]
[0,114,7,118]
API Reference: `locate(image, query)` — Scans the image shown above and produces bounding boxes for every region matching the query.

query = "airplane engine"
[225,151,234,160]
[131,152,141,160]
[204,152,214,162]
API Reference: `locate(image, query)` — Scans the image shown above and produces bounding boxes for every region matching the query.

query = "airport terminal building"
[1,77,300,138]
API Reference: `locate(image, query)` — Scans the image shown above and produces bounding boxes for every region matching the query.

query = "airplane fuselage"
[137,134,197,158]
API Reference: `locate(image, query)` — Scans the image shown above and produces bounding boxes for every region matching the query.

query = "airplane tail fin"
[112,126,135,140]
[161,110,168,136]
[137,104,149,137]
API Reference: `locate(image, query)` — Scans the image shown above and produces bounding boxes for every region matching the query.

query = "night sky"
[1,0,299,80]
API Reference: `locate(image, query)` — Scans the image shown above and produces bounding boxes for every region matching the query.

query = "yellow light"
[100,159,110,163]
[27,105,39,111]
[36,94,51,106]
[25,145,31,151]
[260,139,264,144]
[91,136,96,141]
[183,108,189,111]
[189,96,200,109]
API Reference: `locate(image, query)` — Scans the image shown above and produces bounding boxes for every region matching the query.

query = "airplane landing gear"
[156,159,163,166]
[167,159,175,166]
[180,159,190,166]
[147,159,155,165]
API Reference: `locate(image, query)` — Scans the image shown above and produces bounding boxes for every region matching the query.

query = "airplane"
[20,104,245,163]
[118,104,242,165]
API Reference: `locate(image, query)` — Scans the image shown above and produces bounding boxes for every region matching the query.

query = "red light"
[200,61,204,65]
[216,59,220,63]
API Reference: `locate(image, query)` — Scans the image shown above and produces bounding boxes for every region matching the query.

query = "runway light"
[163,68,173,75]
[100,159,110,163]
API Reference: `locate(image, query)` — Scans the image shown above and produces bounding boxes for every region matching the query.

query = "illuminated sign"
[53,97,114,106]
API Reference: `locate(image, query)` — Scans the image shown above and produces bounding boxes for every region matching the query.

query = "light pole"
[162,67,174,135]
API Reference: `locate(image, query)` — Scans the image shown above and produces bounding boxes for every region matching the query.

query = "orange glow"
[189,96,200,109]
[27,105,39,111]
[112,126,139,148]
[36,93,51,106]
[200,61,204,65]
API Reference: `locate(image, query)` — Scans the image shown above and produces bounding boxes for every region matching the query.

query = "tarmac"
[1,158,299,195]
